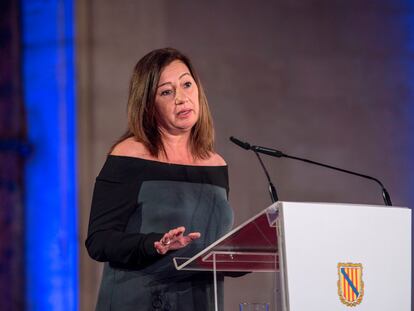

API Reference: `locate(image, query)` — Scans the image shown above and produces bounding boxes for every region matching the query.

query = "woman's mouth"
[176,109,192,118]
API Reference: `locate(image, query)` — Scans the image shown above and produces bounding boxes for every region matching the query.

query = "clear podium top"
[174,204,279,272]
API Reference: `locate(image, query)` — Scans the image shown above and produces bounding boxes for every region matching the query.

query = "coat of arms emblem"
[337,262,364,306]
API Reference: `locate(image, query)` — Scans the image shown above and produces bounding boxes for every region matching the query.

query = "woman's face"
[154,60,200,135]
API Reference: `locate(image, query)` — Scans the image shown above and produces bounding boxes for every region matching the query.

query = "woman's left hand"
[154,226,201,255]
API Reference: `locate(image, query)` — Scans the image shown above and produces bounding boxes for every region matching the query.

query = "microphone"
[229,136,251,150]
[230,136,283,157]
[229,136,393,206]
[230,136,279,203]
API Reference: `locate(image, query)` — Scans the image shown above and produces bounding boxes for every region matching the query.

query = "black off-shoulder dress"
[85,155,234,311]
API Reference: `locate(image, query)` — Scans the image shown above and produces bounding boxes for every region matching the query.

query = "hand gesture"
[154,226,201,255]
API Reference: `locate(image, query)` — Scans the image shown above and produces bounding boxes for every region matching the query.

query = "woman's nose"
[175,90,187,105]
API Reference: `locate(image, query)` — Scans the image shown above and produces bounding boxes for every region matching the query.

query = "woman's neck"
[159,130,194,164]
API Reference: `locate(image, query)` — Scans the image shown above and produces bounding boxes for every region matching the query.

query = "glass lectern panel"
[174,205,279,272]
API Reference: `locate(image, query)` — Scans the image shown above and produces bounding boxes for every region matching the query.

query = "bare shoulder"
[206,152,227,166]
[110,137,151,159]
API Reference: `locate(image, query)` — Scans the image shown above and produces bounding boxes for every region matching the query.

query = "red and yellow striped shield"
[337,263,364,307]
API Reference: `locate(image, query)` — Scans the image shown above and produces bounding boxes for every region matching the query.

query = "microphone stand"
[230,136,393,206]
[280,152,392,206]
[253,151,279,203]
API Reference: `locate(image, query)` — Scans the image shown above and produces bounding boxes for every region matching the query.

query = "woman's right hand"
[154,226,201,255]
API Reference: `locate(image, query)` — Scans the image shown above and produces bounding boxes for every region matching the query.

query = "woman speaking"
[86,48,233,311]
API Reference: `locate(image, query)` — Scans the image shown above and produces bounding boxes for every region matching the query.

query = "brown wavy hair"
[111,48,215,159]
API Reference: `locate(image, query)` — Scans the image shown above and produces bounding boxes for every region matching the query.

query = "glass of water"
[239,302,269,311]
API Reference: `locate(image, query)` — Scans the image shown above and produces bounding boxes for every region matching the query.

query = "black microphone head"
[229,136,251,150]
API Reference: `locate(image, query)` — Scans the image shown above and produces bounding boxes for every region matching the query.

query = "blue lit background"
[408,12,414,304]
[22,0,78,310]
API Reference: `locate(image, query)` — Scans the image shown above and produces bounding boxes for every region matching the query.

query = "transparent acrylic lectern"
[173,204,280,311]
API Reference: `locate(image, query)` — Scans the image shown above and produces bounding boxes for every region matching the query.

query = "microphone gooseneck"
[230,136,279,203]
[229,136,393,206]
[253,151,279,203]
[282,153,392,206]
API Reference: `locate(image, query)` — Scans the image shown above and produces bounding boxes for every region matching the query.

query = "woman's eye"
[183,81,192,88]
[160,89,173,96]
